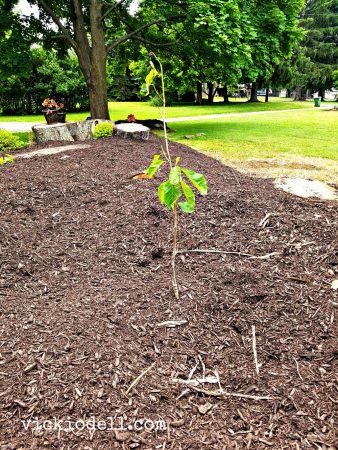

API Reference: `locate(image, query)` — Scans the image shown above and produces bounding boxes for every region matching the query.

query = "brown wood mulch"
[0,135,337,450]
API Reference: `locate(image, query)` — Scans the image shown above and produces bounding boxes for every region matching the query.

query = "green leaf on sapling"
[140,84,149,96]
[145,154,164,178]
[179,180,195,213]
[169,166,181,185]
[158,180,181,210]
[182,168,208,195]
[145,66,159,95]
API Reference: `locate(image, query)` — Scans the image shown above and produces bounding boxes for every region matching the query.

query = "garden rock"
[32,122,75,144]
[114,123,150,140]
[32,119,115,144]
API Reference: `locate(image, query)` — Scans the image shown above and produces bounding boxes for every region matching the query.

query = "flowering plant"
[42,98,64,114]
[127,114,136,123]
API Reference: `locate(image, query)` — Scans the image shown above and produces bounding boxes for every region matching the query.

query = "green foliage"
[148,156,207,213]
[2,0,307,115]
[0,153,14,166]
[0,129,23,152]
[296,0,338,93]
[149,94,174,107]
[333,70,338,89]
[0,46,88,115]
[145,154,165,178]
[93,122,114,139]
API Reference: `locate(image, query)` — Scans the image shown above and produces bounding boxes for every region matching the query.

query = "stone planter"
[42,109,58,125]
[57,111,67,123]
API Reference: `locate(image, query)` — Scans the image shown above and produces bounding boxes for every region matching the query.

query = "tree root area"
[0,135,337,449]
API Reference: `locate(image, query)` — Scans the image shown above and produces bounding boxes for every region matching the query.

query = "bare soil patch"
[222,155,338,185]
[0,136,337,449]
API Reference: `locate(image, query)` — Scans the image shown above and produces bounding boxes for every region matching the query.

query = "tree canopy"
[0,0,310,116]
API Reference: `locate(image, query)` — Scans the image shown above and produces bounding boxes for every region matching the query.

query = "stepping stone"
[274,177,337,200]
[114,123,150,140]
[16,144,91,159]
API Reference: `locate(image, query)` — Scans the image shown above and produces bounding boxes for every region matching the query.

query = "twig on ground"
[249,252,280,260]
[177,249,280,260]
[259,212,273,227]
[183,384,275,401]
[252,325,260,375]
[293,357,303,381]
[156,320,188,328]
[177,249,253,257]
[125,362,156,395]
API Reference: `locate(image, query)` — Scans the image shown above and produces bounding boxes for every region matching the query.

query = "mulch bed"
[0,135,337,449]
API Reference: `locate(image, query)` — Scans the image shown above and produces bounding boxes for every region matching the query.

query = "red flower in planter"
[42,98,65,112]
[127,114,136,123]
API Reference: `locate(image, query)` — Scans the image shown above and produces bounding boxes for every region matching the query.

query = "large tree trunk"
[249,81,259,102]
[207,82,214,104]
[265,88,269,103]
[196,81,203,105]
[318,88,325,102]
[286,88,291,98]
[293,84,303,101]
[88,0,110,119]
[86,61,110,119]
[223,84,229,103]
[62,0,111,120]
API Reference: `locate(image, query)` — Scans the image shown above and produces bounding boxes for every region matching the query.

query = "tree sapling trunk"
[142,54,208,300]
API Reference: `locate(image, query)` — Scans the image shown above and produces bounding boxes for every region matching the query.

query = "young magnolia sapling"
[142,53,208,299]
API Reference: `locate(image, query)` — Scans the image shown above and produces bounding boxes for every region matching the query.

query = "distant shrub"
[0,130,23,152]
[150,94,174,107]
[93,122,114,139]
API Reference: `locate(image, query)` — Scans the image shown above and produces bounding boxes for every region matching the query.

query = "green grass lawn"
[8,103,337,182]
[167,109,338,182]
[0,98,315,122]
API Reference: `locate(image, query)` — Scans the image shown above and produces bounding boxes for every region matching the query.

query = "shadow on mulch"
[0,135,337,449]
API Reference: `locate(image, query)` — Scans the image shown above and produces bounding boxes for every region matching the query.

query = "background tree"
[333,69,338,89]
[0,47,88,114]
[298,0,338,100]
[2,0,185,119]
[242,0,303,102]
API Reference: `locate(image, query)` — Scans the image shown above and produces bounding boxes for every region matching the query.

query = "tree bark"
[249,81,259,102]
[223,84,229,103]
[207,82,214,104]
[286,88,291,98]
[196,81,203,105]
[293,84,306,101]
[265,88,269,102]
[318,88,325,102]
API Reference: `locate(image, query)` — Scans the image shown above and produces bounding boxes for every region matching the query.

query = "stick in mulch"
[176,249,280,260]
[173,371,274,401]
[174,382,275,401]
[125,362,156,395]
[252,325,260,375]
